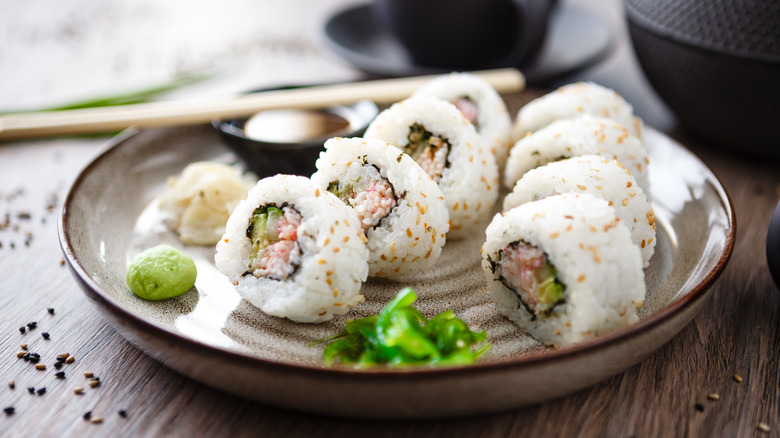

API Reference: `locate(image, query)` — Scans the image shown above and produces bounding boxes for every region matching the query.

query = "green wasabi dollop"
[125,245,197,301]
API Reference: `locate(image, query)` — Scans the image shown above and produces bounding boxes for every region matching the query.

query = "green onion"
[0,73,212,115]
[313,288,490,368]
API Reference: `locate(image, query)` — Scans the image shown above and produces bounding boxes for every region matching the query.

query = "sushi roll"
[215,175,369,323]
[503,115,651,194]
[412,72,513,168]
[311,137,449,279]
[364,97,499,238]
[503,155,656,267]
[512,82,643,142]
[481,193,646,347]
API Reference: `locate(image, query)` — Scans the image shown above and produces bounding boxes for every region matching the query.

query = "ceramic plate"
[60,124,734,419]
[323,3,616,84]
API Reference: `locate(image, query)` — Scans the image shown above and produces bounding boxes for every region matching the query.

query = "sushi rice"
[364,97,499,238]
[503,115,651,195]
[512,81,643,142]
[482,193,646,347]
[311,137,449,279]
[503,155,656,267]
[215,175,369,323]
[412,72,513,169]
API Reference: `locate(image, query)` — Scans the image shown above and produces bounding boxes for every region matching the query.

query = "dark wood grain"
[1,89,778,437]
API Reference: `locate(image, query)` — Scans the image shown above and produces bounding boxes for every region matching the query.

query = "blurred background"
[0,0,675,131]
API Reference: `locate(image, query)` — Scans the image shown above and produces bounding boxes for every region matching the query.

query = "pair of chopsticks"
[0,69,525,140]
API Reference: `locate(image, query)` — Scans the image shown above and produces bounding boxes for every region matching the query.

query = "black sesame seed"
[27,387,35,394]
[55,356,65,363]
[42,332,50,340]
[695,403,704,412]
[22,352,30,361]
[54,362,63,370]
[118,409,127,418]
[36,387,46,395]
[55,371,66,379]
[3,407,14,415]
[83,411,92,420]
[27,322,37,329]
[18,326,25,334]
[47,308,55,315]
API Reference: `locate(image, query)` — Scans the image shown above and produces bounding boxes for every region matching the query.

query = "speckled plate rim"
[58,125,735,415]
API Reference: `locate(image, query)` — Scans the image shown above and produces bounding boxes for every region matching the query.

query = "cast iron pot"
[625,0,780,157]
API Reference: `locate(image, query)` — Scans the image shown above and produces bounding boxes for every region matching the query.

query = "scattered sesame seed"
[41,332,50,340]
[83,372,94,378]
[118,409,127,418]
[74,387,84,395]
[8,380,14,389]
[55,371,65,379]
[65,356,75,364]
[35,363,46,370]
[90,416,103,424]
[36,387,46,395]
[694,403,704,412]
[20,344,27,350]
[27,387,34,394]
[18,326,25,334]
[89,379,100,388]
[47,308,55,315]
[707,393,720,401]
[83,411,92,420]
[733,374,743,383]
[758,423,770,433]
[16,351,26,358]
[54,362,63,370]
[3,407,14,415]
[26,322,37,330]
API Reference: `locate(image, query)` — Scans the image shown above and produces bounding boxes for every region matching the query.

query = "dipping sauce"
[244,109,351,143]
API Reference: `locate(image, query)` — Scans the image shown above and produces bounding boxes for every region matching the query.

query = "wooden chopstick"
[0,68,525,140]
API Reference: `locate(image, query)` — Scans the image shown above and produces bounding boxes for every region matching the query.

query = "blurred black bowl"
[213,99,378,177]
[625,0,780,157]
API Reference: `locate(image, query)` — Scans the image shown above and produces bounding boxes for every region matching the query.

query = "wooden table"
[1,1,778,436]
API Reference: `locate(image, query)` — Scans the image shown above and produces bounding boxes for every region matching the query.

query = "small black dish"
[323,3,615,84]
[213,99,378,177]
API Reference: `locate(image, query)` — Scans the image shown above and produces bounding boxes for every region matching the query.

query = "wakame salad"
[314,288,490,368]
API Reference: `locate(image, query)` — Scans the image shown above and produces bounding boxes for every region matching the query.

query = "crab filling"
[245,204,302,280]
[497,240,566,318]
[327,166,397,231]
[406,123,451,182]
[451,96,479,131]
